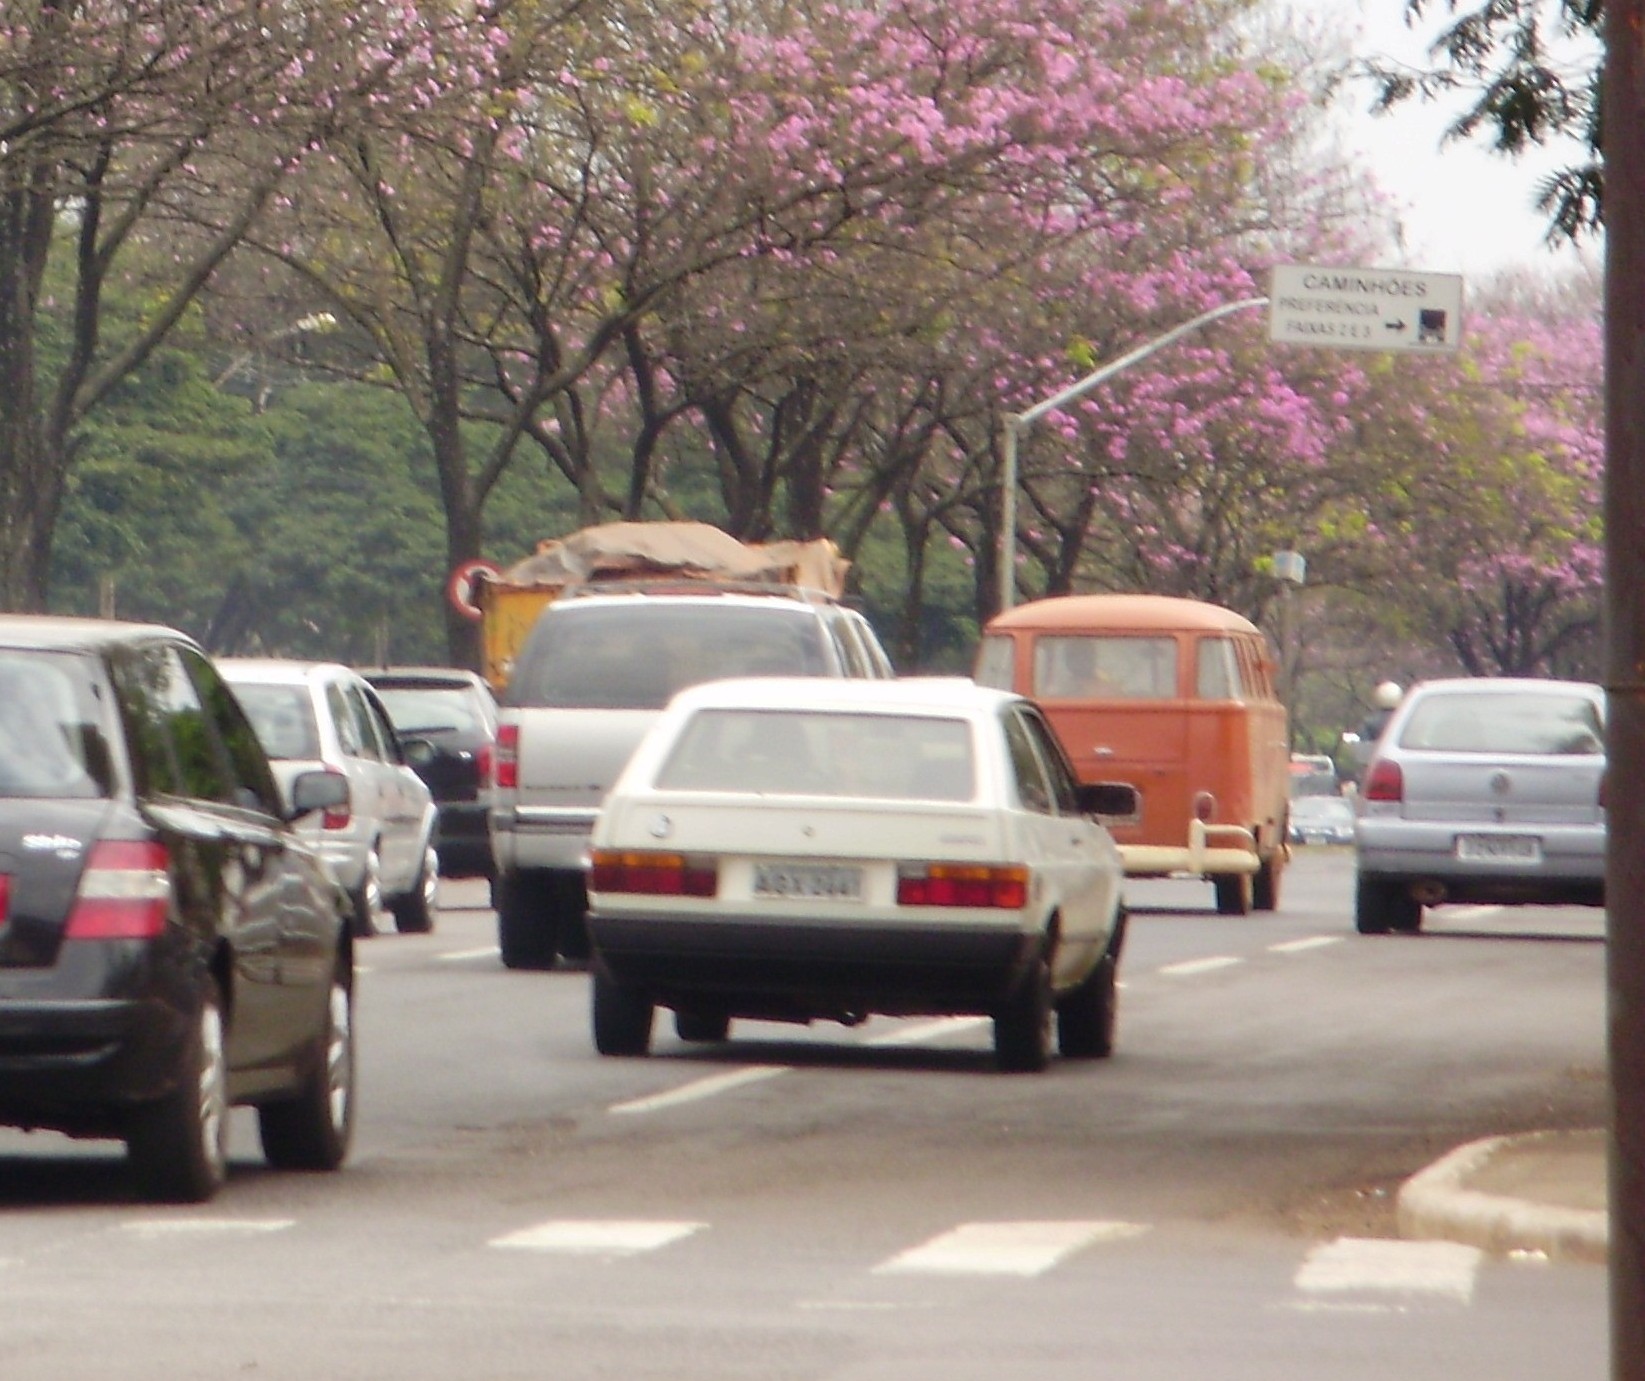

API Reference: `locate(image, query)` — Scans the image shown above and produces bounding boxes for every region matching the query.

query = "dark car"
[363,666,498,878]
[0,616,356,1202]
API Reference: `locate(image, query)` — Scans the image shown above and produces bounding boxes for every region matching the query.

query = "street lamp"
[997,295,1270,611]
[1271,549,1305,748]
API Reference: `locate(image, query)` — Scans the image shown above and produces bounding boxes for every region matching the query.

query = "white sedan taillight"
[64,840,172,940]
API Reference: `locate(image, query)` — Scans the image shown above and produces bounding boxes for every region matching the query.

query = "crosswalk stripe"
[1294,1237,1482,1302]
[872,1220,1148,1277]
[489,1219,707,1255]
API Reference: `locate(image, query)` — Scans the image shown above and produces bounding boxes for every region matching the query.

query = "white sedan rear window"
[654,709,975,800]
[1398,691,1603,755]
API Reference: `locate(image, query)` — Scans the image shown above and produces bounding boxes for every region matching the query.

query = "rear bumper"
[490,805,597,873]
[1356,819,1606,903]
[434,802,493,874]
[588,910,1039,1022]
[1121,819,1259,879]
[0,995,187,1135]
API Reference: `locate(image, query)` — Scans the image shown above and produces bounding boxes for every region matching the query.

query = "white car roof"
[1404,676,1603,698]
[216,658,357,687]
[662,676,1022,718]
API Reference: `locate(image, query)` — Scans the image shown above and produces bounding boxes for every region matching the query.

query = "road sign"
[1268,265,1464,352]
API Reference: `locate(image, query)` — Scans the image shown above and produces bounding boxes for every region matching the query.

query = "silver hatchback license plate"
[752,863,864,901]
[1454,833,1542,864]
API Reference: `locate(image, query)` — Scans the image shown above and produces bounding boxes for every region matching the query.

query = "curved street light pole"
[997,295,1271,611]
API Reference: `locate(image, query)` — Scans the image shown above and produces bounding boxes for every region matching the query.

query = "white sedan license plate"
[1454,833,1542,864]
[752,863,864,901]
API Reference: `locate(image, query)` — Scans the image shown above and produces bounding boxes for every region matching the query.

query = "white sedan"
[585,677,1128,1072]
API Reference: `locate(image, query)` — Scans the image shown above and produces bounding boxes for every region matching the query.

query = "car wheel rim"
[421,847,439,908]
[198,1002,228,1177]
[363,846,382,914]
[326,982,353,1131]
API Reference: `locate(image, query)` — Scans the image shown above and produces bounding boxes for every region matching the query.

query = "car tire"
[389,843,439,934]
[1355,875,1423,934]
[1213,871,1254,916]
[1057,911,1125,1059]
[994,951,1053,1073]
[592,969,654,1056]
[497,871,559,970]
[126,978,230,1204]
[349,841,383,938]
[674,1009,731,1043]
[1252,846,1284,912]
[258,968,355,1172]
[552,872,592,964]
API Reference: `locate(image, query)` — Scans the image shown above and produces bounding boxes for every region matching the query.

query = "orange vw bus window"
[1196,637,1242,700]
[1033,636,1176,700]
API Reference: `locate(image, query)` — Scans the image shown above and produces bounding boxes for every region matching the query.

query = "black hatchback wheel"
[127,979,230,1204]
[259,970,355,1172]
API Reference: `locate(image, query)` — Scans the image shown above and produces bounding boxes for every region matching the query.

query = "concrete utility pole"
[1604,3,1644,1377]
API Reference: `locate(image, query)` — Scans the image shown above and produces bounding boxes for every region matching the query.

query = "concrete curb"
[1396,1133,1608,1264]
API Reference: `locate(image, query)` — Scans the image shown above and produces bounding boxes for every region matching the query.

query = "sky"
[1293,0,1601,282]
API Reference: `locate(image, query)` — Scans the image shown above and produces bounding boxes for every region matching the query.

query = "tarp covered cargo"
[496,521,848,597]
[472,522,850,688]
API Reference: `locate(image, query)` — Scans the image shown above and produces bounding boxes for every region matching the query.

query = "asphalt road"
[0,849,1609,1380]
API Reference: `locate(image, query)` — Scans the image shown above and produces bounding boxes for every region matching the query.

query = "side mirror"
[288,769,349,821]
[1076,781,1140,823]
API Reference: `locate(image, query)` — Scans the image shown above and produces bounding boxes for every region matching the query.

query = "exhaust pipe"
[1411,880,1448,905]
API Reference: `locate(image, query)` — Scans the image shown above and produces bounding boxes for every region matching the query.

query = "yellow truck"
[447,521,851,691]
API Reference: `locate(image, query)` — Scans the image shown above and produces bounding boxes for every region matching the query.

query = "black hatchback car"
[363,666,497,877]
[0,616,356,1202]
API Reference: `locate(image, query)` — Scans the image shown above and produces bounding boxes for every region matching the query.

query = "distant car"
[364,667,497,878]
[585,677,1129,1072]
[220,659,440,936]
[1288,753,1338,798]
[1354,676,1606,934]
[1286,794,1355,845]
[0,615,356,1202]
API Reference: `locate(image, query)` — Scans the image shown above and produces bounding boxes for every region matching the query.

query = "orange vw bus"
[974,594,1290,914]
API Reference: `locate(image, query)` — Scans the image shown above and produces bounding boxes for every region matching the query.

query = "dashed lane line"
[1268,936,1344,954]
[1157,955,1243,978]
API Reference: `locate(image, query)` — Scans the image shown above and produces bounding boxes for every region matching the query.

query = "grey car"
[1354,676,1606,934]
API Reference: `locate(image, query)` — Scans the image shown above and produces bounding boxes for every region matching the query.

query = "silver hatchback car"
[1354,677,1606,933]
[221,659,440,937]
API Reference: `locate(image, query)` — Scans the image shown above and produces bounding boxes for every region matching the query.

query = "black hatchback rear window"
[510,604,831,710]
[0,650,112,798]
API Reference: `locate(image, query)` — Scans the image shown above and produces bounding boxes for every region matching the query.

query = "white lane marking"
[608,1016,990,1115]
[490,1219,706,1255]
[437,946,502,962]
[1438,905,1504,924]
[609,1065,790,1115]
[873,1220,1148,1277]
[1157,956,1242,978]
[1294,1237,1481,1302]
[1268,936,1343,954]
[864,1016,989,1047]
[121,1219,294,1238]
